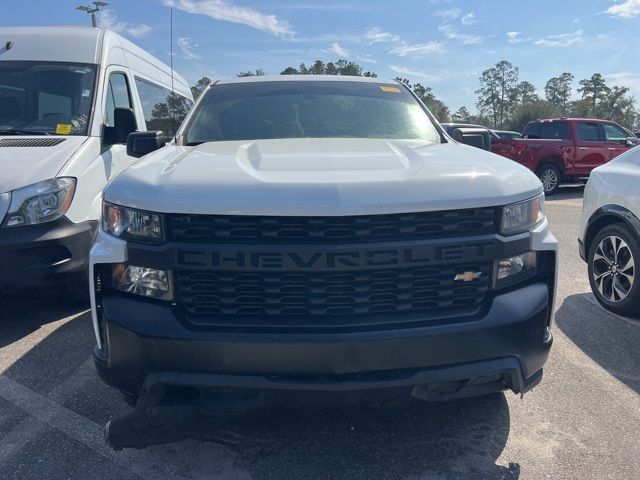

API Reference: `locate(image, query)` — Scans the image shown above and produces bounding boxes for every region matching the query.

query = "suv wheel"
[538,164,561,196]
[588,223,640,317]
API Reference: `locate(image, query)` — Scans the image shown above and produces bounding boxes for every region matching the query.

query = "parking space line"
[0,375,169,480]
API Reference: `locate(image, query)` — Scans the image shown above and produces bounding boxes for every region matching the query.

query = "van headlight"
[500,195,545,235]
[102,202,163,243]
[2,178,76,227]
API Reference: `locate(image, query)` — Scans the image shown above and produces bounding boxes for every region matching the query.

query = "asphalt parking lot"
[1,185,639,480]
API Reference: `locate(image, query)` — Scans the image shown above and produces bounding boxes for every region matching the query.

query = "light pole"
[76,2,109,28]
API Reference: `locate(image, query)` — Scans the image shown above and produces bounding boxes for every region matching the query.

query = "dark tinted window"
[538,121,570,140]
[106,73,132,126]
[577,122,602,141]
[135,77,193,138]
[184,81,441,144]
[524,123,540,139]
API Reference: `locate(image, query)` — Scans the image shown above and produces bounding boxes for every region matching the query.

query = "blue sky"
[3,0,640,111]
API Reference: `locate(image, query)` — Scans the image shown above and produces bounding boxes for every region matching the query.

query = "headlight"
[2,178,76,227]
[102,202,163,243]
[500,195,545,235]
[494,252,537,289]
[111,264,173,300]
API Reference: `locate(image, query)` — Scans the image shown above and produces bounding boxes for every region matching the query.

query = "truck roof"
[532,117,614,123]
[216,75,398,85]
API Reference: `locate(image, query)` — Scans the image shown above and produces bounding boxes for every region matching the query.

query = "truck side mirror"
[625,137,637,147]
[452,127,492,151]
[104,107,138,146]
[126,130,166,158]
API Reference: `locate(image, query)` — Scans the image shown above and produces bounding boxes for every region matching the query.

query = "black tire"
[587,223,640,317]
[537,164,561,196]
[66,271,90,305]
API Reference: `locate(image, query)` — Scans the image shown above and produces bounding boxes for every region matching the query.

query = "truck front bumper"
[94,281,553,405]
[0,217,97,288]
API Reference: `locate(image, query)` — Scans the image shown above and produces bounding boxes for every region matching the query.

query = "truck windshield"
[184,81,441,145]
[0,61,97,136]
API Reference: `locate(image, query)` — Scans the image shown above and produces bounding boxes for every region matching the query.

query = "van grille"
[0,138,66,147]
[175,263,492,328]
[167,208,497,244]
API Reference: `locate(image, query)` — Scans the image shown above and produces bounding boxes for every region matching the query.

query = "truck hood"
[105,138,543,216]
[0,136,87,194]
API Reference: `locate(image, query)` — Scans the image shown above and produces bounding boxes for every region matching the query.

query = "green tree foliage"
[395,78,450,122]
[506,100,562,133]
[279,59,375,77]
[452,106,471,122]
[190,77,211,101]
[578,73,610,117]
[476,60,519,129]
[545,73,574,114]
[237,69,265,77]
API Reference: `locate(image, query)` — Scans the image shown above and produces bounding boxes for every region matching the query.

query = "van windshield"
[0,61,97,136]
[184,81,441,145]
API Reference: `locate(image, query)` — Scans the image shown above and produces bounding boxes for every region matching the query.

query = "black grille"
[0,138,65,147]
[167,208,497,244]
[175,263,491,328]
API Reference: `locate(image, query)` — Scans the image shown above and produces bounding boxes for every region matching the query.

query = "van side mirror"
[103,107,138,146]
[452,127,492,151]
[126,131,166,158]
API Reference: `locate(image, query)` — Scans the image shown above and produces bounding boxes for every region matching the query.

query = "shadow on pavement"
[545,184,584,202]
[2,296,521,479]
[0,287,88,350]
[555,292,640,393]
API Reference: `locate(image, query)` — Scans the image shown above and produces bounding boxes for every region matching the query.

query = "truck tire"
[537,164,561,196]
[587,223,640,318]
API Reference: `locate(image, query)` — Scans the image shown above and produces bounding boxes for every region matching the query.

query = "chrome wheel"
[540,168,559,193]
[592,235,635,303]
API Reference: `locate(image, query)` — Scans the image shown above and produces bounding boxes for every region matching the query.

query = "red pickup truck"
[492,118,637,195]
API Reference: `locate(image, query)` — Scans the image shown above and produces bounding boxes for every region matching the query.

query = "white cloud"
[389,41,446,56]
[605,0,640,18]
[389,65,438,81]
[438,24,484,44]
[533,29,584,47]
[606,72,640,96]
[506,31,522,43]
[98,10,152,38]
[365,27,400,44]
[461,12,477,26]
[434,8,461,18]
[326,42,349,57]
[163,0,294,39]
[177,37,201,60]
[356,53,377,64]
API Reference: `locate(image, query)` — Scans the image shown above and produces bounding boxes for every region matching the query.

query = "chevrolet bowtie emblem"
[454,271,482,282]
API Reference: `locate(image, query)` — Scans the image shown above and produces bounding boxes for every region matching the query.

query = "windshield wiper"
[0,129,51,136]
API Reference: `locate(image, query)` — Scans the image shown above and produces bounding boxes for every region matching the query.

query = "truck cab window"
[577,122,601,142]
[603,123,628,142]
[106,73,132,126]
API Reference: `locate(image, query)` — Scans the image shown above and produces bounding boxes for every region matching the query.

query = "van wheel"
[66,271,90,305]
[537,164,561,195]
[588,223,640,318]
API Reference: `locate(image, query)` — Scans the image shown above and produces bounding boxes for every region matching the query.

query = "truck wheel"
[588,223,640,318]
[537,165,561,195]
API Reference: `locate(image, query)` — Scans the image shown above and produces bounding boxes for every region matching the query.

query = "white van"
[0,26,193,298]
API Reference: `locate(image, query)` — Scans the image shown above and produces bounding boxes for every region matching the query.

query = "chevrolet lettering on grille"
[175,243,495,271]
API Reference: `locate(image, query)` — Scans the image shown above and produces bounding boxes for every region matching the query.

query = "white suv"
[580,146,640,316]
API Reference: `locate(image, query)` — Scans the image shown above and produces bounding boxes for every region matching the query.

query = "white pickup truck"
[90,76,557,410]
